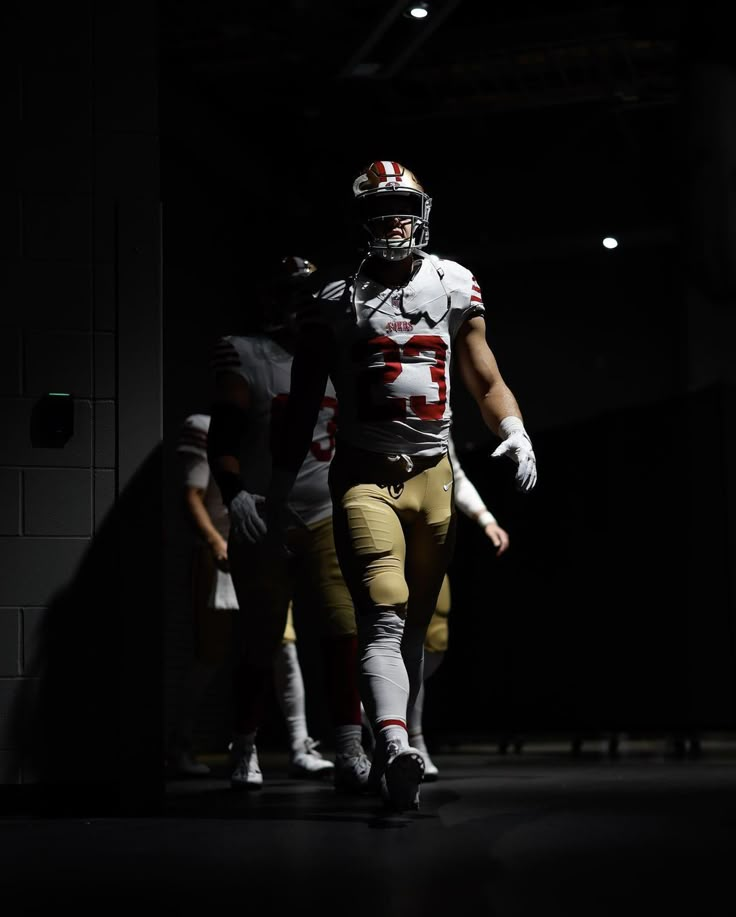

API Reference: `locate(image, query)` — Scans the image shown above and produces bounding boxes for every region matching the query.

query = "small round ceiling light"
[405,3,429,19]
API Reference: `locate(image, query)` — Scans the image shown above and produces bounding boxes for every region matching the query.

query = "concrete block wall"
[0,3,161,788]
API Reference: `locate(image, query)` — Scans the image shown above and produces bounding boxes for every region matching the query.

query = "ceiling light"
[405,3,429,19]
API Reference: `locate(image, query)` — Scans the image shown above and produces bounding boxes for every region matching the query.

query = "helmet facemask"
[352,162,432,261]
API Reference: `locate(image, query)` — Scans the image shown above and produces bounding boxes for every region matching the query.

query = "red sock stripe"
[377,719,407,732]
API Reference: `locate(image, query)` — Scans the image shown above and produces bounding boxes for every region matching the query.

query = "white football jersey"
[210,334,336,527]
[308,254,485,457]
[176,413,230,539]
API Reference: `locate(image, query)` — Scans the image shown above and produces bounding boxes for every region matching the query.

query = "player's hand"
[491,417,537,492]
[484,522,510,556]
[210,535,230,571]
[227,490,267,543]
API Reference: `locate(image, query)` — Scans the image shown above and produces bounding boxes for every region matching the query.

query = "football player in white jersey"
[409,431,510,780]
[166,413,334,783]
[207,257,371,792]
[265,161,537,812]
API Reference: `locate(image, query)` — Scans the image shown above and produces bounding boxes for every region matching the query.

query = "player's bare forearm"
[184,486,223,548]
[456,316,523,436]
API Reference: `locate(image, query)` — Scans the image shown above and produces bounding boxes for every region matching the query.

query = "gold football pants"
[329,444,456,726]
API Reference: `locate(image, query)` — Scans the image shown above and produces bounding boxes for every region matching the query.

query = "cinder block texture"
[0,749,21,784]
[24,468,91,536]
[0,327,21,395]
[22,68,91,133]
[0,537,88,605]
[21,607,47,676]
[94,400,115,467]
[94,261,115,330]
[94,469,115,530]
[0,262,92,332]
[93,197,115,265]
[0,678,29,752]
[23,192,91,261]
[24,331,92,398]
[0,609,20,676]
[0,676,40,772]
[95,66,158,134]
[94,333,115,398]
[20,134,92,194]
[96,134,159,198]
[93,6,157,63]
[0,470,20,535]
[0,397,91,467]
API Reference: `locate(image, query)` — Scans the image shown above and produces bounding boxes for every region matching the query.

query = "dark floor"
[3,736,736,917]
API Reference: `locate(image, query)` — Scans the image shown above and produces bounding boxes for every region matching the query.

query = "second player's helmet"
[258,255,317,333]
[352,160,432,261]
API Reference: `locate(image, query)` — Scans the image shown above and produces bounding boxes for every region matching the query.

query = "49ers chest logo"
[386,320,413,333]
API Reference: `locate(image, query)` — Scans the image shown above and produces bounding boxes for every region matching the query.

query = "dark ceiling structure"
[157,1,694,273]
[158,1,683,121]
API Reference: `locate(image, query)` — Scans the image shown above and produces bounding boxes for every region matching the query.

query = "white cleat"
[410,734,439,782]
[289,737,335,779]
[382,742,424,812]
[334,742,372,794]
[230,740,263,790]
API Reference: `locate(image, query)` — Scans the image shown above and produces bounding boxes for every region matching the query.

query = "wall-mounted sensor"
[30,393,75,448]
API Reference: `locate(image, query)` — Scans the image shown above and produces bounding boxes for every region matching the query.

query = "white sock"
[408,651,445,744]
[272,641,309,753]
[378,722,408,750]
[335,724,363,755]
[357,609,409,735]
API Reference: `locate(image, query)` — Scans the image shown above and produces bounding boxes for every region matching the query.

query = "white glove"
[227,490,267,543]
[491,416,537,492]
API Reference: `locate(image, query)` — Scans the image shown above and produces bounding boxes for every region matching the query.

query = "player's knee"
[368,572,409,615]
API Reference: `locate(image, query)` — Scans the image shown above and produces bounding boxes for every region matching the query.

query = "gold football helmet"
[352,160,432,261]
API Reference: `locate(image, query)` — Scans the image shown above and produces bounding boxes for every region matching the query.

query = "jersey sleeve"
[296,278,351,331]
[439,259,486,340]
[175,414,211,490]
[209,335,254,386]
[180,453,210,491]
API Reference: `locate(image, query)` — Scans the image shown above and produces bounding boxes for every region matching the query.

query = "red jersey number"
[353,334,447,422]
